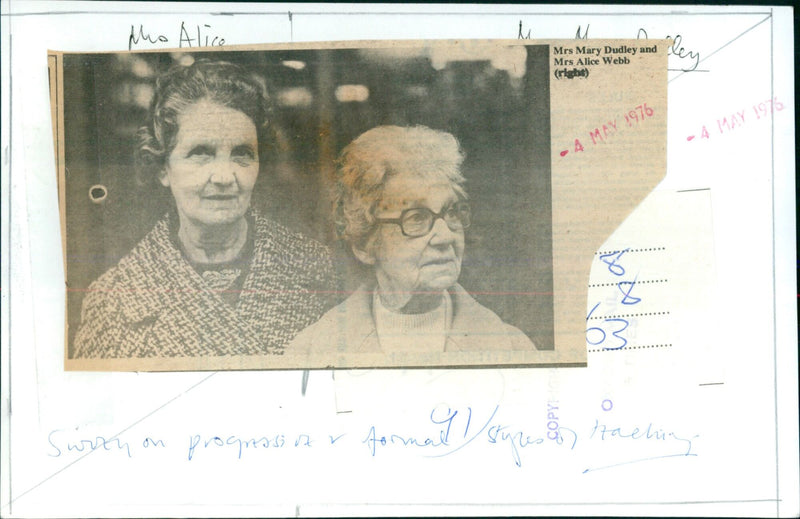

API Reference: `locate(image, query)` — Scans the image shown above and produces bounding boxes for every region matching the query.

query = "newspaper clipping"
[51,39,668,371]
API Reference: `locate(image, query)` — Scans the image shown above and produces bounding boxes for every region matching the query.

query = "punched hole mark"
[89,184,108,203]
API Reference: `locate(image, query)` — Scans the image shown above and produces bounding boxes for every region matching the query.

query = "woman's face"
[160,99,259,229]
[360,174,466,297]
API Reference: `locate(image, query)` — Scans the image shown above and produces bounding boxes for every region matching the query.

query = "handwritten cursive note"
[45,400,697,472]
[128,22,225,50]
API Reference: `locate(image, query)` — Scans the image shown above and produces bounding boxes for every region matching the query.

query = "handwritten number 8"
[599,248,629,276]
[617,278,641,305]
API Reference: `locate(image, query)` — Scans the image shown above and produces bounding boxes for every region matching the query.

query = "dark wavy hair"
[135,59,273,183]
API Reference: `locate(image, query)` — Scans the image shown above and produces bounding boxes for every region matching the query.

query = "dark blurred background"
[62,45,553,354]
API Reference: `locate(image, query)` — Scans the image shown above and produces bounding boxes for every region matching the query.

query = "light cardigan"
[287,283,536,355]
[373,288,451,353]
[72,211,340,358]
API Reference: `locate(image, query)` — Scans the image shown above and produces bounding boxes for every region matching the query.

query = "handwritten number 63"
[586,303,629,350]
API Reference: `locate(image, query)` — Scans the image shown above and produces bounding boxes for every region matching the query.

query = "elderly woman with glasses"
[288,125,535,356]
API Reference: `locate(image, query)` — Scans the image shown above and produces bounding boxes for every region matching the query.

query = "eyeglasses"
[374,201,471,238]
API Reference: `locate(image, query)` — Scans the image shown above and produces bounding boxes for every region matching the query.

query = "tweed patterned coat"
[72,212,340,358]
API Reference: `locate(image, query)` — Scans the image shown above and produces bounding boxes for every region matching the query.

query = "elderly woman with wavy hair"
[73,60,340,358]
[288,125,535,356]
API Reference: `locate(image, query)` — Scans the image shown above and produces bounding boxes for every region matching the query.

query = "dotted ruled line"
[588,279,668,288]
[594,246,666,256]
[588,343,673,353]
[588,311,670,320]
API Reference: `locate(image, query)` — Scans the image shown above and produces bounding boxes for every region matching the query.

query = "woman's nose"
[208,160,237,185]
[428,216,458,245]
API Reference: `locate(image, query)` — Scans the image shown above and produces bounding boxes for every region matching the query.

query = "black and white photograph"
[57,41,554,370]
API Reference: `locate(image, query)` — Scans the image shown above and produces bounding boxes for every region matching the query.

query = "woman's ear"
[158,168,170,187]
[351,241,376,266]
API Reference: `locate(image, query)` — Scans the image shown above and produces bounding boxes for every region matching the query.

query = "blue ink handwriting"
[188,433,286,460]
[48,429,132,458]
[45,401,698,472]
[599,248,629,276]
[586,301,631,350]
[583,417,698,473]
[617,276,642,305]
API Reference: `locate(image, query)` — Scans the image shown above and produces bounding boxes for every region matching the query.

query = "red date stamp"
[560,103,655,157]
[686,97,784,141]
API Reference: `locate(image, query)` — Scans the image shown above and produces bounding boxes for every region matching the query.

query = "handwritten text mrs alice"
[129,22,225,50]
